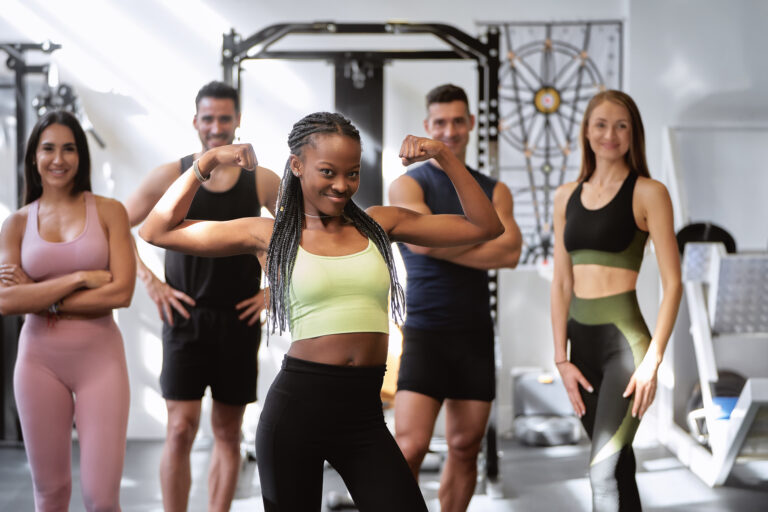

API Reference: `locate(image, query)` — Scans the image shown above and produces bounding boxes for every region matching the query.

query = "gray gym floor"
[1,436,766,511]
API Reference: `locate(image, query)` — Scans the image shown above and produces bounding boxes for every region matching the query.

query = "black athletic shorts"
[161,306,261,405]
[397,322,495,402]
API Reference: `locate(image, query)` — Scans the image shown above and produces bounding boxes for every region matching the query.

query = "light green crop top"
[288,239,390,341]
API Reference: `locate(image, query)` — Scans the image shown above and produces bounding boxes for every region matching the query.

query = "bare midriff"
[572,264,638,299]
[288,332,389,366]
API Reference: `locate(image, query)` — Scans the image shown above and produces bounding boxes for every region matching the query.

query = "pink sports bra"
[21,192,110,281]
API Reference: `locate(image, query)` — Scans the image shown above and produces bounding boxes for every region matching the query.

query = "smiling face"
[585,100,631,163]
[193,96,240,151]
[291,133,361,217]
[35,123,79,191]
[424,100,475,162]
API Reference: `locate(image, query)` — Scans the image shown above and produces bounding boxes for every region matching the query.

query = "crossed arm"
[373,137,504,248]
[388,174,521,270]
[0,198,135,316]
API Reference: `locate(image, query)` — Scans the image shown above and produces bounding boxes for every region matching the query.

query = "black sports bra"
[563,172,648,271]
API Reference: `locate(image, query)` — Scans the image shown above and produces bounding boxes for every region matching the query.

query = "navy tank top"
[398,162,497,330]
[164,154,262,308]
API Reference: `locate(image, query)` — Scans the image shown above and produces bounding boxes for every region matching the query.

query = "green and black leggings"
[567,290,651,512]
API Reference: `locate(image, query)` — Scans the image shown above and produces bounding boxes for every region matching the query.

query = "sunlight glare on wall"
[140,330,163,377]
[155,0,230,42]
[142,387,168,425]
[238,60,333,174]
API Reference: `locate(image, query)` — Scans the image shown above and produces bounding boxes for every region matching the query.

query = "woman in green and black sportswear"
[550,90,682,512]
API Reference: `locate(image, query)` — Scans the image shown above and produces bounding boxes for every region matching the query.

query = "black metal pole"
[334,58,384,209]
[1,49,26,443]
[13,57,26,208]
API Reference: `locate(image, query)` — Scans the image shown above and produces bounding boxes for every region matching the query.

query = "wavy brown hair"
[577,90,650,182]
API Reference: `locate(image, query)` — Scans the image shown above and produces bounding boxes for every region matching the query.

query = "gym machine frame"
[220,20,506,490]
[658,126,768,486]
[671,242,768,486]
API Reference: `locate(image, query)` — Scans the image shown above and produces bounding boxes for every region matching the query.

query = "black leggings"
[568,291,651,512]
[256,355,427,512]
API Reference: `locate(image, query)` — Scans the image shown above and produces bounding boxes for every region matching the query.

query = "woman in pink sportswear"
[0,111,135,511]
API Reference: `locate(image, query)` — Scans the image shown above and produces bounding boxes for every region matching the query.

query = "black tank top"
[164,154,262,308]
[563,172,648,271]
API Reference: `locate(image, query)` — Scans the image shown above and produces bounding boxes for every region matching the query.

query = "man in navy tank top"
[125,81,280,511]
[389,84,522,511]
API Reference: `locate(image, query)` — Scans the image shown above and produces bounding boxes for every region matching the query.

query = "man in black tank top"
[389,84,522,511]
[125,81,280,511]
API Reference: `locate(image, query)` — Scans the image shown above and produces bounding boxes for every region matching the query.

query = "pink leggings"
[14,314,130,512]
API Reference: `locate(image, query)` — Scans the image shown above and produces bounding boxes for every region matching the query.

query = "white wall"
[629,0,768,444]
[673,127,768,249]
[3,0,766,439]
[628,0,768,211]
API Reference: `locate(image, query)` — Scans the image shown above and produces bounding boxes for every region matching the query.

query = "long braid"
[265,158,303,334]
[265,112,404,335]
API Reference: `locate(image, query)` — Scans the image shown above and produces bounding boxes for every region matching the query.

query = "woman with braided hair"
[140,111,503,511]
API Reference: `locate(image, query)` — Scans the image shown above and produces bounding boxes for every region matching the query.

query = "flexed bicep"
[143,216,273,258]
